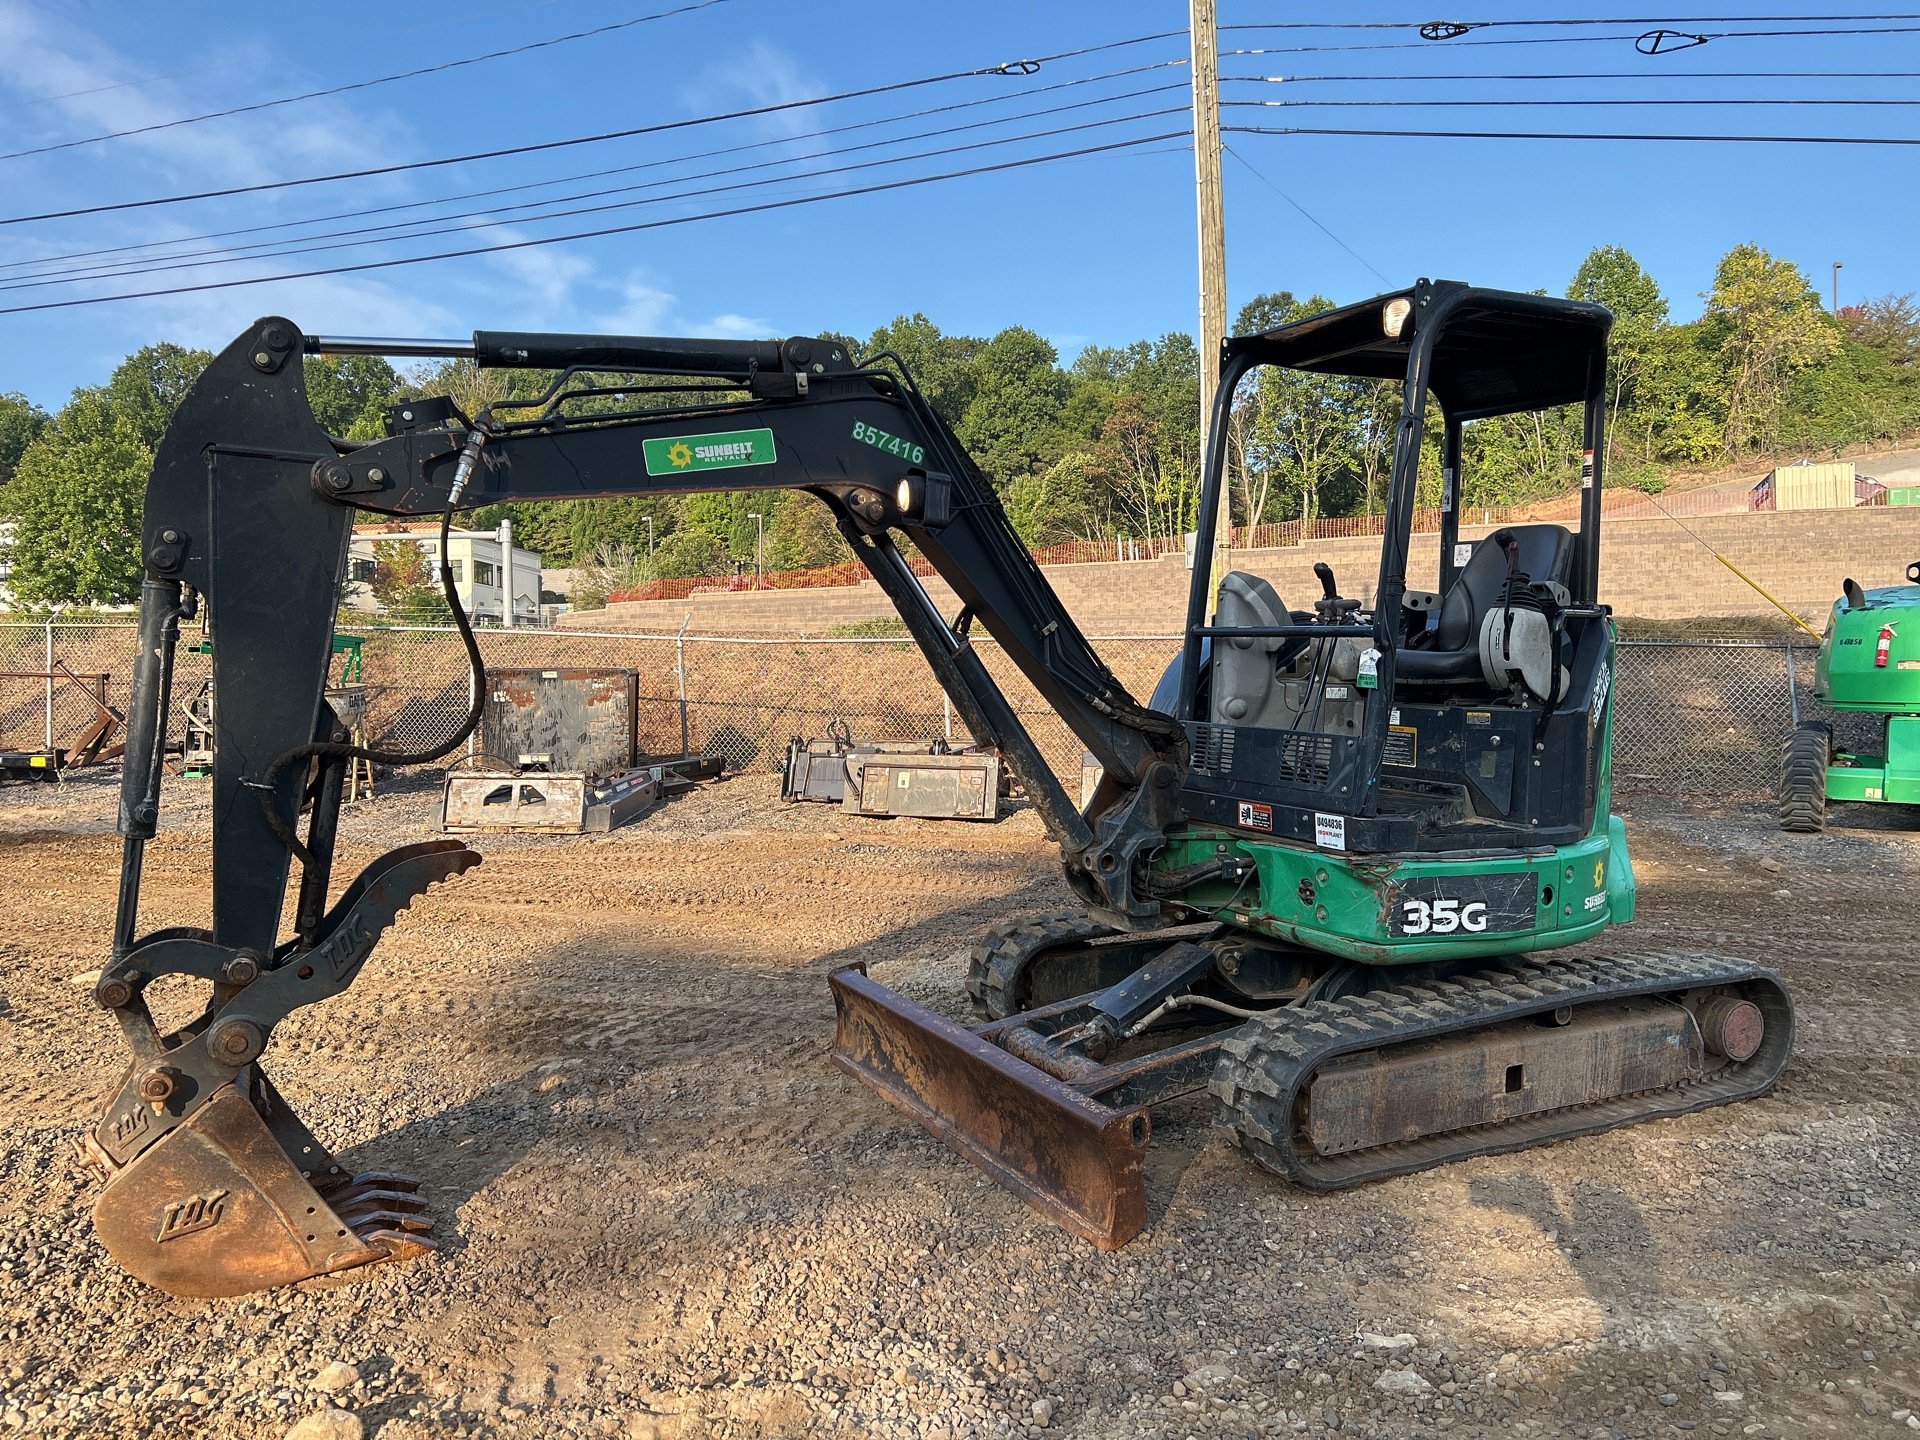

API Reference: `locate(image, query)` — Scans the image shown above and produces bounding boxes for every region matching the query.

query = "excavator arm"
[86,316,1187,1296]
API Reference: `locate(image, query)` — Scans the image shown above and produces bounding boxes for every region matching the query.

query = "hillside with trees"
[2,243,1916,610]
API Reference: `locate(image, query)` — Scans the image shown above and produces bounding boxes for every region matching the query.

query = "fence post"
[944,691,953,742]
[467,636,478,762]
[43,615,54,751]
[675,613,691,757]
[1783,638,1801,728]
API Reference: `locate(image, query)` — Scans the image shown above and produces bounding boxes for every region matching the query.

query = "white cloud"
[678,40,831,168]
[701,311,772,339]
[481,230,596,311]
[597,280,678,335]
[0,4,409,184]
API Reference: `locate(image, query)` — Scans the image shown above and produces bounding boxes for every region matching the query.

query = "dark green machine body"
[1153,631,1634,964]
[1783,569,1920,823]
[833,283,1785,1252]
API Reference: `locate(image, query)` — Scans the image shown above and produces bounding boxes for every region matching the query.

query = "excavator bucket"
[828,964,1151,1249]
[87,1072,432,1299]
[83,841,479,1298]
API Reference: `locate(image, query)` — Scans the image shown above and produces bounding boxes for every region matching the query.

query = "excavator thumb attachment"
[828,964,1151,1249]
[90,1077,431,1298]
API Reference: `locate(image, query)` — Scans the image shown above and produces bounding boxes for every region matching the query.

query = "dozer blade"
[829,963,1150,1249]
[91,1081,431,1299]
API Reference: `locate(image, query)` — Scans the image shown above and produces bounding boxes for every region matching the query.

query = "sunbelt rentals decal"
[643,427,777,476]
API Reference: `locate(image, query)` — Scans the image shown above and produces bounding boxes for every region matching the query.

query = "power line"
[0,31,1184,227]
[1229,123,1920,144]
[1220,23,1920,54]
[1221,13,1920,28]
[1228,95,1920,107]
[1224,70,1920,81]
[0,1,732,163]
[10,87,1186,290]
[0,131,1190,316]
[0,60,1189,277]
[1222,144,1389,286]
[0,106,1191,294]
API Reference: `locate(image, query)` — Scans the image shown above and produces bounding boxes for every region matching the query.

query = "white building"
[348,522,542,626]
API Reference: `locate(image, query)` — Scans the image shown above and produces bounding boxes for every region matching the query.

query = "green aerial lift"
[1780,562,1920,831]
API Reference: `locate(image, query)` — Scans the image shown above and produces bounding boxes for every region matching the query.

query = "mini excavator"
[86,281,1792,1297]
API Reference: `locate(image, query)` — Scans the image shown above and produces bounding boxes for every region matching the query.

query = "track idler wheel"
[87,1079,431,1299]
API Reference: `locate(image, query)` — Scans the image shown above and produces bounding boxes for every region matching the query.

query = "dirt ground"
[0,768,1916,1440]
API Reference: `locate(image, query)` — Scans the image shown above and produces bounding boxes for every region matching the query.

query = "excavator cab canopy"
[1173,280,1616,850]
[1225,283,1612,422]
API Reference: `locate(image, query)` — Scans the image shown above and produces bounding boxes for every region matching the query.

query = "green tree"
[955,327,1071,491]
[863,313,981,425]
[359,537,450,622]
[103,342,213,448]
[763,491,851,570]
[1003,451,1113,546]
[0,393,50,486]
[1701,244,1839,455]
[1840,294,1920,368]
[0,344,211,605]
[1567,246,1669,466]
[304,355,405,440]
[0,391,150,604]
[649,526,727,580]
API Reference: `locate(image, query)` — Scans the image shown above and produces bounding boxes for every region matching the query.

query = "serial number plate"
[852,419,925,465]
[1389,872,1538,937]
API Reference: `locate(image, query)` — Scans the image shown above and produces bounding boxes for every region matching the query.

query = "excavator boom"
[88,318,1185,1295]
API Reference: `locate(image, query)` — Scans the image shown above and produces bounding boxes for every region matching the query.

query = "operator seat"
[1395,524,1576,688]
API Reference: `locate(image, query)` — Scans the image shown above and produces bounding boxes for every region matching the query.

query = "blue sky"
[0,0,1914,408]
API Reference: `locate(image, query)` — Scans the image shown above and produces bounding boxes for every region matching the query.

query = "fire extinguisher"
[1877,622,1897,668]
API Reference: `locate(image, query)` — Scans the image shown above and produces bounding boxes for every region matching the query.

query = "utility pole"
[1189,0,1229,579]
[1832,260,1844,313]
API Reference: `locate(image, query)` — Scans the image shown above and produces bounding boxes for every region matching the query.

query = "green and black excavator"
[1780,561,1920,831]
[87,280,1791,1297]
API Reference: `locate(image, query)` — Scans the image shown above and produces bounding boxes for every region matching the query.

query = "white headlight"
[1382,297,1413,338]
[896,478,916,512]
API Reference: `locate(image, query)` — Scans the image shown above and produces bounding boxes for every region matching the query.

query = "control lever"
[1311,561,1361,622]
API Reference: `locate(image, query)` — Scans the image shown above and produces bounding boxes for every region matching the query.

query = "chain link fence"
[0,621,1859,797]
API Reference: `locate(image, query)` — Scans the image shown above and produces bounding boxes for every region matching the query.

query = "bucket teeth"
[320,1179,429,1215]
[319,1170,420,1194]
[343,1208,434,1235]
[362,1228,437,1261]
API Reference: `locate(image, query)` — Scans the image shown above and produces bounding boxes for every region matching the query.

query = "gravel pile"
[0,772,1915,1439]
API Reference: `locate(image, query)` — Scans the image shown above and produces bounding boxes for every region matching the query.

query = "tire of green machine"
[958,910,1117,1019]
[1778,721,1831,834]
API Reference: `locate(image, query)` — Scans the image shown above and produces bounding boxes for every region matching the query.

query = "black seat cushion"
[1398,524,1576,685]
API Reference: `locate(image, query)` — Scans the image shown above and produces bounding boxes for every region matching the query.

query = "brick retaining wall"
[564,507,1919,635]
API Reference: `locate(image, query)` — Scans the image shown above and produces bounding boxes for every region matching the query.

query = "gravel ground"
[1,767,1916,1440]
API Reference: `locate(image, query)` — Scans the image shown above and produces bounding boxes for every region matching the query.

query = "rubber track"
[1210,951,1795,1191]
[960,910,1115,1019]
[1778,722,1830,834]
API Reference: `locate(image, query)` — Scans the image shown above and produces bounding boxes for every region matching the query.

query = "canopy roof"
[1224,282,1612,422]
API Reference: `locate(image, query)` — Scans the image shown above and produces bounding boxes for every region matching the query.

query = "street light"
[748,511,764,590]
[643,515,654,558]
[1833,260,1844,313]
